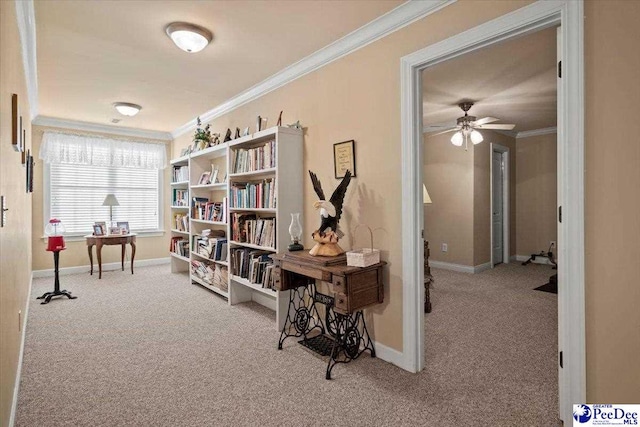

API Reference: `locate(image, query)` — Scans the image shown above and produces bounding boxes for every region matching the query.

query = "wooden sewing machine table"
[271,251,385,379]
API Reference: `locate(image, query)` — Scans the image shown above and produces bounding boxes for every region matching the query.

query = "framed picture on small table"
[93,225,104,236]
[117,221,130,234]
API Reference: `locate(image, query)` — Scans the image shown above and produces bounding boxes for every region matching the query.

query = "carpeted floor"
[16,262,558,426]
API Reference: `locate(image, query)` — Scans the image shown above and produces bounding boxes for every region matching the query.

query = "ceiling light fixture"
[165,22,213,53]
[113,102,142,117]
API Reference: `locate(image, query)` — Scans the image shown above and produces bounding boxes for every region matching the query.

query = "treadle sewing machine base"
[271,251,385,379]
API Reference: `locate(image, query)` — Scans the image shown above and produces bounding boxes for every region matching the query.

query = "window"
[48,163,161,235]
[40,131,167,236]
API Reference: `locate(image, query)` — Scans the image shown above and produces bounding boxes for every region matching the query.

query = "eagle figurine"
[308,170,352,256]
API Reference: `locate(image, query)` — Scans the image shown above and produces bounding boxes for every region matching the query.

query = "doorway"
[401,1,585,423]
[491,144,509,267]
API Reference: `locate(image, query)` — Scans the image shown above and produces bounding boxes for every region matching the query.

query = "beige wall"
[473,132,517,266]
[423,132,474,265]
[585,0,640,403]
[31,126,171,270]
[423,130,516,267]
[0,2,33,425]
[172,2,533,352]
[516,133,557,256]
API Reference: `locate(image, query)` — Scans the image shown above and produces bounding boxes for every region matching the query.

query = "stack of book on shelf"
[172,165,189,182]
[192,197,227,222]
[192,229,228,261]
[173,213,189,232]
[231,139,275,173]
[191,260,229,291]
[231,213,276,248]
[230,248,276,290]
[173,189,189,206]
[170,236,189,257]
[230,179,276,209]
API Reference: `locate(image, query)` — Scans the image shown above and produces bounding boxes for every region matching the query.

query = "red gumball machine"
[37,219,77,304]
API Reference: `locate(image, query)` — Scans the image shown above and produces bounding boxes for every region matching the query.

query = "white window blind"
[49,163,160,235]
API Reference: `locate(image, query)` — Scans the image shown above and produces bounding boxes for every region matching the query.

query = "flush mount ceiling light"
[113,102,142,117]
[165,22,213,53]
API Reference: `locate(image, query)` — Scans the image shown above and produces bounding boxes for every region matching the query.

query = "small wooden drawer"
[334,293,349,312]
[282,260,332,282]
[331,276,346,294]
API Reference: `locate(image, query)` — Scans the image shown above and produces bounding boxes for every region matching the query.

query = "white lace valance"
[40,132,167,169]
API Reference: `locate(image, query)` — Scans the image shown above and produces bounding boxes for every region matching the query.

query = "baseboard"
[374,340,408,370]
[32,257,170,278]
[9,273,33,427]
[473,262,492,273]
[430,260,492,274]
[512,254,552,265]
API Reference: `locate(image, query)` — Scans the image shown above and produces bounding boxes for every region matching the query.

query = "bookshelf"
[169,126,303,330]
[170,155,190,275]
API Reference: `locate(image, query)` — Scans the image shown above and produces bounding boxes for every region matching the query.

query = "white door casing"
[492,151,504,264]
[490,143,510,267]
[400,1,584,423]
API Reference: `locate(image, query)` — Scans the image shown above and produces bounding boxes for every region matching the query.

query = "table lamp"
[103,194,119,223]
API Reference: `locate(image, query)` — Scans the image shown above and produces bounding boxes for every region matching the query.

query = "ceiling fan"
[430,102,516,150]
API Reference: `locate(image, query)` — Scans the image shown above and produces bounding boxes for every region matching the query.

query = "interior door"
[492,151,503,265]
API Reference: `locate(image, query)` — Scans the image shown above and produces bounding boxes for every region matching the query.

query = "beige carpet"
[16,262,558,426]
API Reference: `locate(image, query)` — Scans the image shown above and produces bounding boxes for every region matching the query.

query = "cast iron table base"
[37,251,77,304]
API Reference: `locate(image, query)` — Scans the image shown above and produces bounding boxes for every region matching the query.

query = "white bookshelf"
[169,126,303,330]
[170,156,190,274]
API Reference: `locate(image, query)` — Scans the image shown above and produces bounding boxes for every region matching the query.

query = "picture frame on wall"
[22,128,27,165]
[333,140,356,179]
[11,94,20,152]
[28,153,34,193]
[25,150,32,193]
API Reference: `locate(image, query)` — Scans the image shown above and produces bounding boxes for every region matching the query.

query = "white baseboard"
[512,254,552,265]
[374,340,408,370]
[430,260,492,274]
[9,273,33,427]
[32,257,170,278]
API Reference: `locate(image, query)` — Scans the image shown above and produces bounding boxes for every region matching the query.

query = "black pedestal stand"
[37,251,77,304]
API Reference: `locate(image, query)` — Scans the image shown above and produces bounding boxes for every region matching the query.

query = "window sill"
[40,230,166,242]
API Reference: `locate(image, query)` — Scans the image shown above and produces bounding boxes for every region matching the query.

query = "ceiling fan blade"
[476,124,516,130]
[473,117,499,126]
[430,128,458,136]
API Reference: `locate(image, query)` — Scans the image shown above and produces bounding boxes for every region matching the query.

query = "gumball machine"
[37,219,77,304]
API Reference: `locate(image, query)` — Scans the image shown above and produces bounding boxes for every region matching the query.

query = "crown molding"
[516,126,557,139]
[32,116,173,141]
[15,0,38,120]
[172,0,456,138]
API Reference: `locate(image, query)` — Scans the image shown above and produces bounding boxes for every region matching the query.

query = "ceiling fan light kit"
[432,101,515,150]
[165,22,213,53]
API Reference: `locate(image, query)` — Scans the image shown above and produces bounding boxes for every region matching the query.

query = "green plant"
[193,117,212,143]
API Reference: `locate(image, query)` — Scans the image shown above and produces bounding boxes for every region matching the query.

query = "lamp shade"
[102,194,120,207]
[451,131,464,146]
[423,184,432,204]
[470,130,484,144]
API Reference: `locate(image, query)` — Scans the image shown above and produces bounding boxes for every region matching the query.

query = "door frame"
[400,1,584,422]
[490,143,510,267]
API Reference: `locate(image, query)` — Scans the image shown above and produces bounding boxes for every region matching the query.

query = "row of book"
[230,248,276,290]
[231,140,275,173]
[231,213,276,248]
[192,197,228,223]
[170,236,189,257]
[173,213,189,232]
[230,179,276,209]
[191,260,228,292]
[172,189,189,206]
[172,165,189,183]
[193,234,228,261]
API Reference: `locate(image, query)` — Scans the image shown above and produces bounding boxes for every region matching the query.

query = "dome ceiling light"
[113,102,142,117]
[165,22,213,53]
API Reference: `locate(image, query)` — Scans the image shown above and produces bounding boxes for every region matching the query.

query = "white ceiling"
[34,0,403,132]
[422,26,558,133]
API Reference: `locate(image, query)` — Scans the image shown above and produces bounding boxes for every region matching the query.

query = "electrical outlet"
[441,243,448,252]
[550,241,556,249]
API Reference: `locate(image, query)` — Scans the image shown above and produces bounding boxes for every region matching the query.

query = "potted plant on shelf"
[193,117,212,150]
